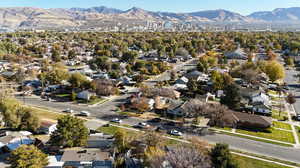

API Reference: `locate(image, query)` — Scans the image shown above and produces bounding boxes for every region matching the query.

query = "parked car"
[155,126,167,133]
[295,114,300,121]
[169,129,182,136]
[79,111,90,117]
[111,118,122,123]
[63,108,74,113]
[149,118,162,123]
[134,122,150,129]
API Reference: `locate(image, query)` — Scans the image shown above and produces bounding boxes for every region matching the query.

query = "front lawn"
[272,121,292,130]
[272,110,288,121]
[77,97,107,105]
[233,154,291,168]
[31,106,63,121]
[236,127,295,144]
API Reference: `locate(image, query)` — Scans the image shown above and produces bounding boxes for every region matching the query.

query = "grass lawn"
[218,131,293,147]
[236,127,295,144]
[295,126,300,142]
[55,93,71,98]
[87,98,107,105]
[268,90,279,95]
[233,154,291,168]
[272,121,292,130]
[77,98,107,105]
[272,110,288,121]
[30,106,63,121]
[97,125,138,137]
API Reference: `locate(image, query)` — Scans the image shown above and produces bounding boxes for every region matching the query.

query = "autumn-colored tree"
[264,61,285,82]
[10,145,48,168]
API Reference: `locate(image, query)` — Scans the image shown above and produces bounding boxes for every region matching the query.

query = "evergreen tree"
[50,115,89,148]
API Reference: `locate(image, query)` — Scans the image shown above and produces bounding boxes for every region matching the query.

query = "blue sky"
[1,0,300,15]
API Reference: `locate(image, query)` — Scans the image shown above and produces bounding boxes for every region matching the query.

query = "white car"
[111,118,122,123]
[80,111,90,117]
[169,129,183,136]
[134,122,150,128]
[63,108,74,113]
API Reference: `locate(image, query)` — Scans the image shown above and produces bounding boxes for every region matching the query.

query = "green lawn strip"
[295,126,300,142]
[232,154,291,168]
[87,98,107,105]
[119,111,141,117]
[76,98,107,105]
[231,149,300,168]
[213,127,232,131]
[268,90,279,96]
[272,121,292,130]
[217,131,294,147]
[55,93,71,98]
[236,127,295,144]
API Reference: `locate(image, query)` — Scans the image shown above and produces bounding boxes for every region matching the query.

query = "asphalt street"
[285,68,300,115]
[14,57,300,164]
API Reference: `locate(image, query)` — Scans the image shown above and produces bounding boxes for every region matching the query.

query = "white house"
[77,90,96,101]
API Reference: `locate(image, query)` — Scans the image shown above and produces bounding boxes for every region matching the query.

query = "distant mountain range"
[1,6,300,29]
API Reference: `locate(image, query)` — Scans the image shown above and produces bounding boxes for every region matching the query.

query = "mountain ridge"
[0,6,299,29]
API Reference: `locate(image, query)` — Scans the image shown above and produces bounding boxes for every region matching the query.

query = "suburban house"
[166,100,185,117]
[184,70,209,82]
[142,88,181,99]
[250,92,272,115]
[87,133,114,149]
[0,131,34,153]
[222,111,272,129]
[77,90,96,101]
[37,121,57,135]
[47,148,113,168]
[224,48,247,60]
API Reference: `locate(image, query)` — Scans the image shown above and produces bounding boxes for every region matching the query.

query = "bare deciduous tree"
[164,145,212,168]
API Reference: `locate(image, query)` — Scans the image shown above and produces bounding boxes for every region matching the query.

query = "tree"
[51,49,61,62]
[170,70,177,81]
[9,145,48,168]
[68,49,77,59]
[45,66,70,85]
[210,143,238,168]
[164,145,211,168]
[286,93,296,105]
[285,57,295,67]
[122,51,138,63]
[50,115,89,148]
[264,61,285,82]
[220,84,241,110]
[0,98,40,132]
[68,72,89,88]
[210,71,233,91]
[114,129,133,153]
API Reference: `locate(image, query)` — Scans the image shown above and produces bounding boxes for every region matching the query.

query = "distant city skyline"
[0,0,300,15]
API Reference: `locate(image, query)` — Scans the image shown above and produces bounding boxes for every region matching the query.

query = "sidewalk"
[285,102,300,147]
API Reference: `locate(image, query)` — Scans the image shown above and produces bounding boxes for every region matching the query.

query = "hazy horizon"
[0,0,300,15]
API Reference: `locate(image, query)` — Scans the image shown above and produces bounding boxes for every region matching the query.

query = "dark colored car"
[149,118,162,123]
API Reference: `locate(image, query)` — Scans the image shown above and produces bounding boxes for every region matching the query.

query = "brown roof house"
[141,87,181,99]
[222,111,272,129]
